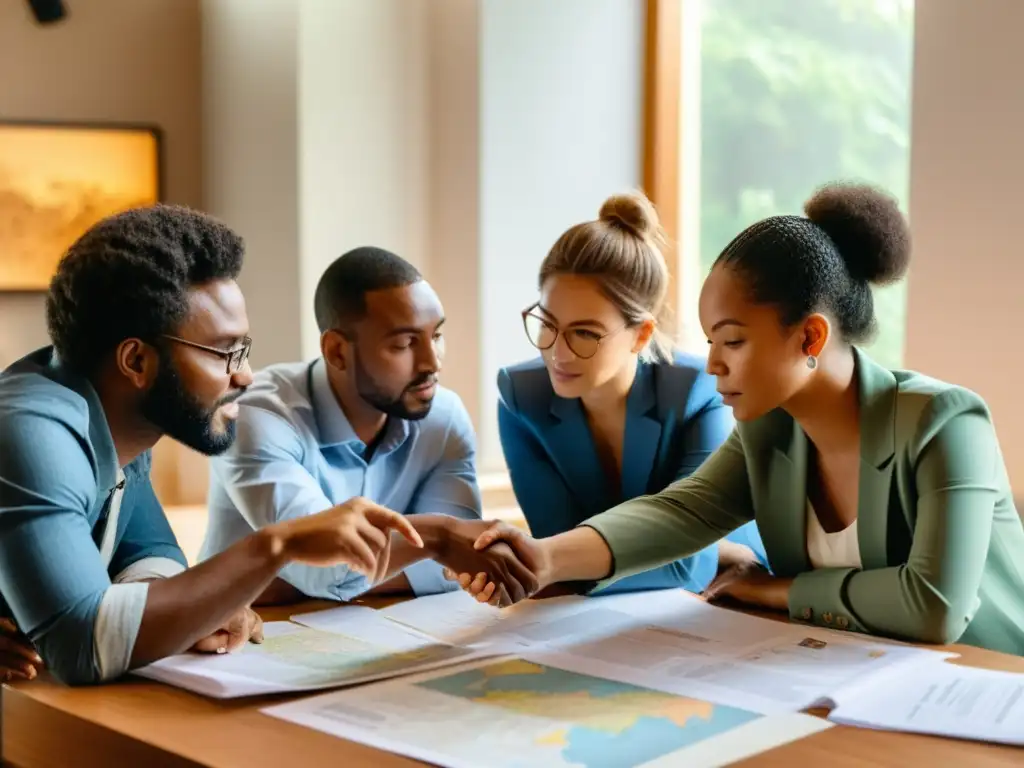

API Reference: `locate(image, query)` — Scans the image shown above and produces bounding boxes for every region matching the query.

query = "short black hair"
[46,204,245,374]
[714,182,911,344]
[313,246,422,332]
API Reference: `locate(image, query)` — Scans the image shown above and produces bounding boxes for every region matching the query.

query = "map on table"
[263,656,834,768]
[134,620,498,699]
[417,659,760,765]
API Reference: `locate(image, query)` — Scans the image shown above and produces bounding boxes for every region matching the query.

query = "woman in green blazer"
[462,182,1024,655]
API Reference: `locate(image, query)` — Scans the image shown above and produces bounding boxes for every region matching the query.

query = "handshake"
[265,497,549,606]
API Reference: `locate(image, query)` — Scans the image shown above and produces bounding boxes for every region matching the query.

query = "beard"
[353,354,436,422]
[140,355,242,456]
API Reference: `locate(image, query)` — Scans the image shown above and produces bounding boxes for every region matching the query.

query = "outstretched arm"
[0,412,419,685]
[465,431,757,602]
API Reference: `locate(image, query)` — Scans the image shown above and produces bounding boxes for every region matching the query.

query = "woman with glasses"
[496,192,768,595]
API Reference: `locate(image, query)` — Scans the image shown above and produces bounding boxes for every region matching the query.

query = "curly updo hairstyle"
[714,182,911,344]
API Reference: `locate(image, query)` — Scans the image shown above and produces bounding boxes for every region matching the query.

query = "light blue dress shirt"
[0,347,188,686]
[201,359,482,601]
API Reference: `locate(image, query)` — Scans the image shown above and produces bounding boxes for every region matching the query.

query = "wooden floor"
[165,504,526,565]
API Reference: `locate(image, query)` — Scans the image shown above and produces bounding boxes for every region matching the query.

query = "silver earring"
[806,355,817,370]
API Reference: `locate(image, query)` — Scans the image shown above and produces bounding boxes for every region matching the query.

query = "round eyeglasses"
[162,335,252,374]
[521,304,623,360]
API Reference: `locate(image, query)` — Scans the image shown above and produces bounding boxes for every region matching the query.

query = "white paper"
[290,590,955,715]
[312,591,507,644]
[133,619,498,699]
[527,597,956,714]
[263,655,834,768]
[370,589,710,650]
[828,662,1024,745]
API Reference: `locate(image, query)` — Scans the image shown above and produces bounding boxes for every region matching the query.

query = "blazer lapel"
[547,396,613,520]
[760,417,811,577]
[621,363,663,500]
[854,348,898,570]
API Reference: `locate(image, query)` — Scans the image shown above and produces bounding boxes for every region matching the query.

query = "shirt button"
[801,607,812,621]
[822,612,833,624]
[836,616,849,629]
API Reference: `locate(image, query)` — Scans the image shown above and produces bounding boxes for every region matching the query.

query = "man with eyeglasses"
[0,207,446,686]
[199,246,536,607]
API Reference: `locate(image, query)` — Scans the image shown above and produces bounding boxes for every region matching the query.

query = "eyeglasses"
[521,303,623,360]
[162,335,252,374]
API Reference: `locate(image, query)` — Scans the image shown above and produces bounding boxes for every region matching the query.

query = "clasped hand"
[442,523,550,606]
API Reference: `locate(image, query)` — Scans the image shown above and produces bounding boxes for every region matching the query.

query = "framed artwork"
[0,120,162,292]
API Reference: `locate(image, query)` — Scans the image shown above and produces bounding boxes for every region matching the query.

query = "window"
[677,0,915,368]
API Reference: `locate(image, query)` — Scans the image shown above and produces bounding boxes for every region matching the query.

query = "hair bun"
[803,182,910,286]
[599,192,661,241]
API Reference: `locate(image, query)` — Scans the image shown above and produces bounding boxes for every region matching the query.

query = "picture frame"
[0,119,163,292]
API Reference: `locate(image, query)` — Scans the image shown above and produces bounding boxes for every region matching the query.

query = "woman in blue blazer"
[497,192,767,594]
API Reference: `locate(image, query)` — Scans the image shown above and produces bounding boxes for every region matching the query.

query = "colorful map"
[417,659,761,767]
[239,628,474,687]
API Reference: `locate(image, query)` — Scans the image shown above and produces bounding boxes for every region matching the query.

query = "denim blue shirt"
[0,347,188,685]
[201,359,482,600]
[498,354,768,594]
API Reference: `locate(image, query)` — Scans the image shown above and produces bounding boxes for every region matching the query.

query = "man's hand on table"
[189,605,265,654]
[0,618,44,682]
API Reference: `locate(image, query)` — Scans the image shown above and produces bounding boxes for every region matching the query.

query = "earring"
[806,355,817,370]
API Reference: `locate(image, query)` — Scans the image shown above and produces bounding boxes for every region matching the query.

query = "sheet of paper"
[528,597,956,714]
[828,662,1024,745]
[289,603,415,640]
[371,589,716,650]
[263,655,834,768]
[133,619,498,699]
[296,591,507,644]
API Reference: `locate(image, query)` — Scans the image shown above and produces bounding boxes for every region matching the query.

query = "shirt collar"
[309,359,411,454]
[42,347,121,493]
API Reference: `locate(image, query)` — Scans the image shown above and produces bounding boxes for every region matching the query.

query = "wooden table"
[3,597,1023,768]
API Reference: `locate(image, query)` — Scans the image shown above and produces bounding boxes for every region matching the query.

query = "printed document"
[263,655,835,768]
[293,590,953,714]
[134,617,497,699]
[827,662,1024,745]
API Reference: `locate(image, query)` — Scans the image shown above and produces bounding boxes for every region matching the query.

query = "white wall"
[905,0,1024,490]
[425,0,483,443]
[477,0,645,467]
[202,0,645,474]
[297,0,431,360]
[202,0,302,369]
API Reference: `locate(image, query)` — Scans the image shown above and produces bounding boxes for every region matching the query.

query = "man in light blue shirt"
[201,247,482,603]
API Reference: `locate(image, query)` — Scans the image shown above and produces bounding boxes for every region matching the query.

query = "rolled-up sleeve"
[405,398,483,596]
[211,405,367,600]
[0,414,124,685]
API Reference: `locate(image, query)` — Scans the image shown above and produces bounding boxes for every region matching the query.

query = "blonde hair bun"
[599,192,661,241]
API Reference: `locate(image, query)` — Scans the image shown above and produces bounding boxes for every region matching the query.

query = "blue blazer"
[497,352,768,594]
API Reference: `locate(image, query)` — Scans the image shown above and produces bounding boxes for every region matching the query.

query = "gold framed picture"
[0,121,162,292]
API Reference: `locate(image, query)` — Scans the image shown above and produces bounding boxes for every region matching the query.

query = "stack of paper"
[138,587,1021,765]
[298,590,956,714]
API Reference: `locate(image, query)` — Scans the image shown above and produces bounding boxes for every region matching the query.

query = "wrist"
[408,515,454,560]
[254,525,291,569]
[535,539,558,588]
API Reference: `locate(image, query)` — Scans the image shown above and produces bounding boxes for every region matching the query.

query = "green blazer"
[585,348,1024,655]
